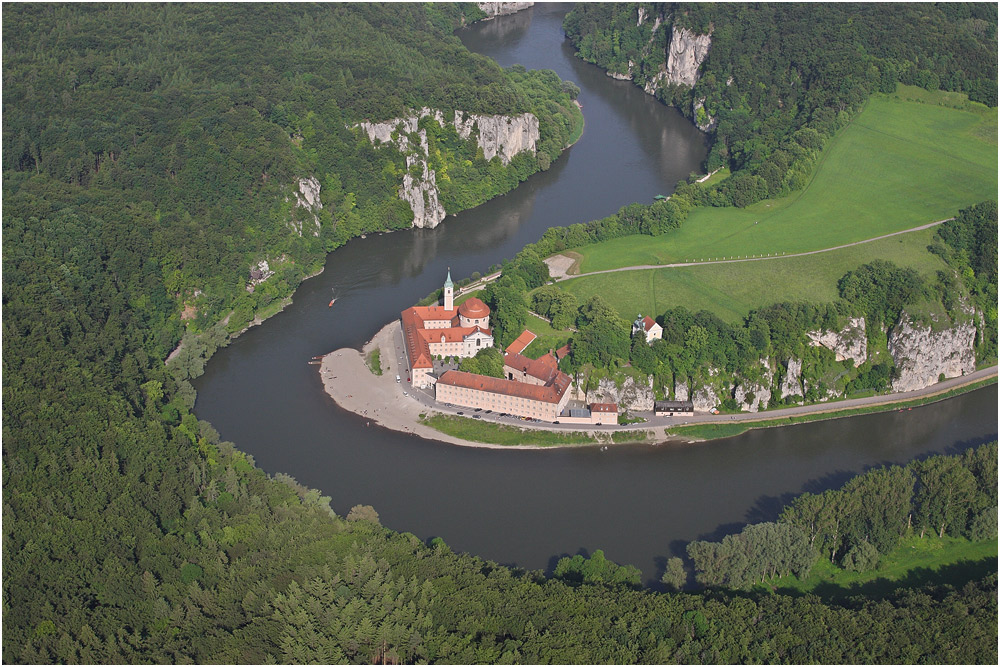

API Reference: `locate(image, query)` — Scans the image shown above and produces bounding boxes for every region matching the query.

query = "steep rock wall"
[889,312,976,392]
[779,358,803,402]
[453,111,539,165]
[288,176,323,237]
[807,317,867,367]
[477,2,533,19]
[357,108,538,228]
[734,361,773,412]
[586,375,654,412]
[665,26,712,88]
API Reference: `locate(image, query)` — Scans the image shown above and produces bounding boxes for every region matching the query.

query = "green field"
[573,89,997,273]
[766,535,998,602]
[559,228,949,323]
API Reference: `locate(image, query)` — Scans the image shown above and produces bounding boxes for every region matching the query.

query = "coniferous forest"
[3,3,997,664]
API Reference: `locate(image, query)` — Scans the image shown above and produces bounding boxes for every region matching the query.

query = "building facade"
[401,270,494,387]
[435,369,572,421]
[632,314,663,343]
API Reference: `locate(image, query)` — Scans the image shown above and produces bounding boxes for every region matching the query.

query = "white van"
[396,375,401,383]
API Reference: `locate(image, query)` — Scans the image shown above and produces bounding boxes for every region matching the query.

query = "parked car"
[457,411,464,415]
[473,415,481,419]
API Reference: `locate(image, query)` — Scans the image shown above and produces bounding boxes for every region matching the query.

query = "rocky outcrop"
[453,111,539,165]
[779,358,803,402]
[288,176,323,237]
[477,2,533,19]
[888,311,976,392]
[674,379,689,402]
[665,26,711,87]
[691,383,720,413]
[734,362,773,412]
[692,98,717,132]
[807,317,867,367]
[356,108,538,228]
[586,375,654,412]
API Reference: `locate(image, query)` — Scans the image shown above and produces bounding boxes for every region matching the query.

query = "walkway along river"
[193,4,998,585]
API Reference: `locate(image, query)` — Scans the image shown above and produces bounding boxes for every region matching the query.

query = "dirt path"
[553,218,953,281]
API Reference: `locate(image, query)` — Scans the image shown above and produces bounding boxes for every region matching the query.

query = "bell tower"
[443,268,454,311]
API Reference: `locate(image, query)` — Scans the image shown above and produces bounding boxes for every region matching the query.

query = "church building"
[401,270,494,387]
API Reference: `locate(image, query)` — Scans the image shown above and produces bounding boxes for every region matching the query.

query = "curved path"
[553,218,953,281]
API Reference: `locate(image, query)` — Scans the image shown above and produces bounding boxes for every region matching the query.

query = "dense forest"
[564,2,997,207]
[4,2,578,342]
[3,3,996,664]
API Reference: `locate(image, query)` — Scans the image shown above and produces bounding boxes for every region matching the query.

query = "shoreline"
[318,320,998,450]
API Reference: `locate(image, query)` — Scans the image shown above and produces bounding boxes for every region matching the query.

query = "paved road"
[556,218,953,282]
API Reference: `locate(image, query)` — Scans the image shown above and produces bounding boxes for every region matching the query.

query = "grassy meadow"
[559,227,949,323]
[572,87,997,273]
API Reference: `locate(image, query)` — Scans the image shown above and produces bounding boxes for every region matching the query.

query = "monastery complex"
[401,271,617,424]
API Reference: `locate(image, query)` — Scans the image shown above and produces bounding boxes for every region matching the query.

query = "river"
[193,4,997,586]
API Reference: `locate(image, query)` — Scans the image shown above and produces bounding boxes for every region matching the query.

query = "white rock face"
[289,176,323,237]
[665,26,712,88]
[674,379,689,402]
[888,311,976,392]
[586,375,655,412]
[453,111,539,165]
[477,2,533,18]
[357,108,537,228]
[780,358,803,401]
[691,384,720,413]
[807,317,868,367]
[734,362,773,412]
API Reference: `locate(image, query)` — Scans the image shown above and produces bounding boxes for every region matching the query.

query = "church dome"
[458,297,490,319]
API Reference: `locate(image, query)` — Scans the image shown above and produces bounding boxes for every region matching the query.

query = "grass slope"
[574,89,997,273]
[559,228,949,323]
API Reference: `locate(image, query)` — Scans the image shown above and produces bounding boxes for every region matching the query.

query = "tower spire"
[443,267,454,310]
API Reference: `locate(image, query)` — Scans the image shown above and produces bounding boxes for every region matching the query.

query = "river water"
[194,4,997,585]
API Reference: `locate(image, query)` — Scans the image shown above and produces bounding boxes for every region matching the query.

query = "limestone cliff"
[779,358,803,402]
[586,375,654,412]
[665,26,712,88]
[477,2,533,19]
[356,108,538,228]
[889,311,976,392]
[806,317,868,367]
[453,111,539,165]
[734,361,774,412]
[691,383,720,413]
[288,176,323,237]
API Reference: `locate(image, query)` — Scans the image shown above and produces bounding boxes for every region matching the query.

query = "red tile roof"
[401,307,433,369]
[537,353,558,369]
[458,297,490,319]
[504,352,559,385]
[590,403,619,413]
[438,369,571,404]
[411,304,459,326]
[505,329,537,356]
[642,316,657,332]
[554,344,571,360]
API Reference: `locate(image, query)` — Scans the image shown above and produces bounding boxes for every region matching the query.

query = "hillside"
[2,3,996,663]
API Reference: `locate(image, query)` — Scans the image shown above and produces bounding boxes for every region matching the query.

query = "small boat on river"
[328,298,336,307]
